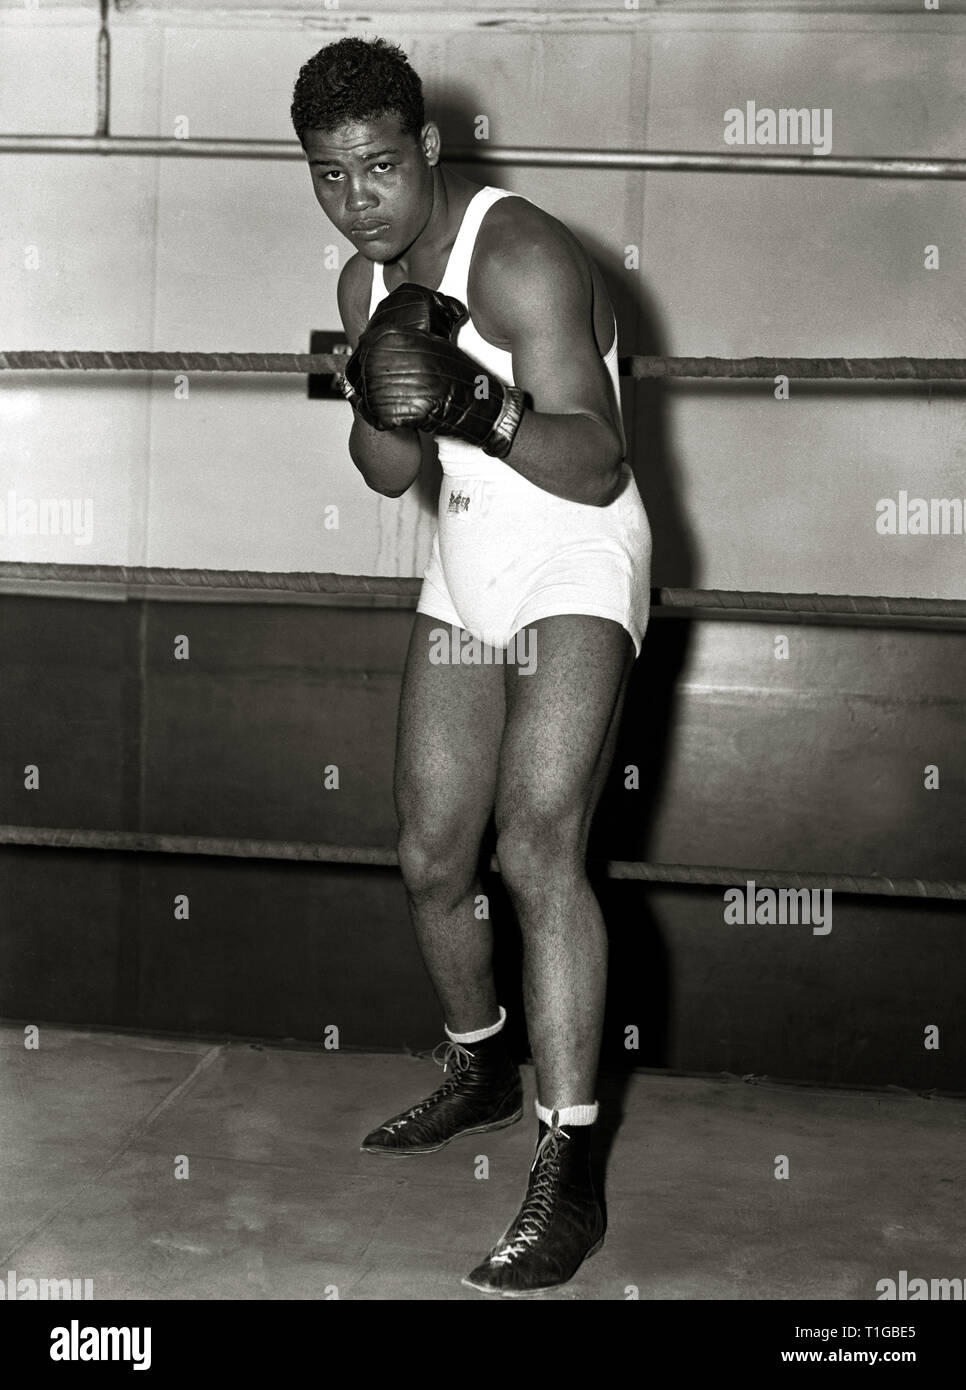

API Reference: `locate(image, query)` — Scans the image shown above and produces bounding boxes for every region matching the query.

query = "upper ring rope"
[2,351,966,381]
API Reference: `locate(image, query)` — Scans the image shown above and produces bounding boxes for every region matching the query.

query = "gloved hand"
[365,282,468,342]
[341,282,467,429]
[351,326,526,459]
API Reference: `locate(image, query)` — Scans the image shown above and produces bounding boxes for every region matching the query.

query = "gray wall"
[2,1,965,598]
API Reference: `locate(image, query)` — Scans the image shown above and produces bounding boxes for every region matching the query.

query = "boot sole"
[460,1234,605,1297]
[359,1106,524,1156]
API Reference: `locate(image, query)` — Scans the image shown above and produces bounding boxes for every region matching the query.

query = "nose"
[345,180,377,214]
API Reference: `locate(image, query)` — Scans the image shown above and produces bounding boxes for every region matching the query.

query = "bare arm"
[336,256,422,498]
[476,214,624,507]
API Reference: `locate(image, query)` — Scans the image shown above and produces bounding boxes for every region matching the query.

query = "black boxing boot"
[360,1015,522,1155]
[462,1107,605,1295]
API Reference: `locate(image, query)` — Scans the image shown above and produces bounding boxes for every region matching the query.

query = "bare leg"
[494,615,634,1107]
[394,613,507,1032]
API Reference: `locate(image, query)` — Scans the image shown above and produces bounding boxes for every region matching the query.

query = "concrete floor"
[1,1023,964,1301]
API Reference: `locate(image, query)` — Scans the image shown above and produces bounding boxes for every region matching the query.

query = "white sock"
[535,1099,599,1127]
[445,1005,506,1044]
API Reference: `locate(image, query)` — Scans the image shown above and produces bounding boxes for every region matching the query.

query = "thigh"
[495,615,634,843]
[394,612,507,853]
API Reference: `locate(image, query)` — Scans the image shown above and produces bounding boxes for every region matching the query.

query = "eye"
[371,162,394,174]
[319,170,344,183]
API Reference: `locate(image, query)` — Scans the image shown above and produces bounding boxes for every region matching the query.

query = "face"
[303,114,437,261]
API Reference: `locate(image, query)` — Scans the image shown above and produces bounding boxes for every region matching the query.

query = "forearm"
[500,408,623,507]
[348,412,423,497]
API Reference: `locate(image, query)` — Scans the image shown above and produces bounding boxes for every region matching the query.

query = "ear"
[420,121,441,167]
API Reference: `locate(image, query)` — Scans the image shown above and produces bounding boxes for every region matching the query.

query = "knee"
[397,827,465,902]
[495,816,583,899]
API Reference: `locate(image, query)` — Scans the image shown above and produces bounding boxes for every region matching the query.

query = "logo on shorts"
[447,490,471,515]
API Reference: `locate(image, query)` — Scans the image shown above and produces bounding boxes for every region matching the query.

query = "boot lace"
[489,1124,567,1264]
[381,1041,473,1133]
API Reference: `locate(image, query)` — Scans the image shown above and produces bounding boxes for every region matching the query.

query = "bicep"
[336,255,369,350]
[496,242,617,430]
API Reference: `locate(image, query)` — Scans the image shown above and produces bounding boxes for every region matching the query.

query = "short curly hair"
[290,37,425,146]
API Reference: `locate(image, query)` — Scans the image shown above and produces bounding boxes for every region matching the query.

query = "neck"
[392,167,472,280]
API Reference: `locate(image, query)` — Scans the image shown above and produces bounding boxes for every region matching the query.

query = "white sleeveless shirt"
[367,185,624,477]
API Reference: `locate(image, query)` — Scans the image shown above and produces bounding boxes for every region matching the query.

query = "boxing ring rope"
[2,349,962,899]
[2,350,966,380]
[3,349,964,627]
[1,826,962,903]
[2,136,966,181]
[2,565,960,888]
[0,564,963,630]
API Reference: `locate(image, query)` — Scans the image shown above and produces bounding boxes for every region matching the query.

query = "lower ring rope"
[1,564,963,626]
[1,826,962,901]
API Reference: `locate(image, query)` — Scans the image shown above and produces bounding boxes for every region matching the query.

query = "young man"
[291,37,651,1296]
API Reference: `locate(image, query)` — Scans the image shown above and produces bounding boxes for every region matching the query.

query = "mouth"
[350,222,390,241]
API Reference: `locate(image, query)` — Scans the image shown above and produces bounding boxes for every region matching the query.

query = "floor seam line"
[0,1043,226,1266]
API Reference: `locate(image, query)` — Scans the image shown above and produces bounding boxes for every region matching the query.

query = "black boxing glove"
[352,326,526,459]
[364,281,468,343]
[341,282,468,428]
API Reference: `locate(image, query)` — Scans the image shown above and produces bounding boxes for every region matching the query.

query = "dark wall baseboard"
[1,593,963,1086]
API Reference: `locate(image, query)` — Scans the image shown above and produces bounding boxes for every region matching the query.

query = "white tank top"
[368,185,624,475]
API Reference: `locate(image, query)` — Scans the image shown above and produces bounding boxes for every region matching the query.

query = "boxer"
[292,35,652,1296]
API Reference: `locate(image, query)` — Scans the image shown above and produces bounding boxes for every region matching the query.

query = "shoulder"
[471,196,592,326]
[476,197,590,289]
[337,253,374,346]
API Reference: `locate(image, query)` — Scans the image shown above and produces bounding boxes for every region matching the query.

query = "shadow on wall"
[429,96,700,1082]
[586,239,696,1083]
